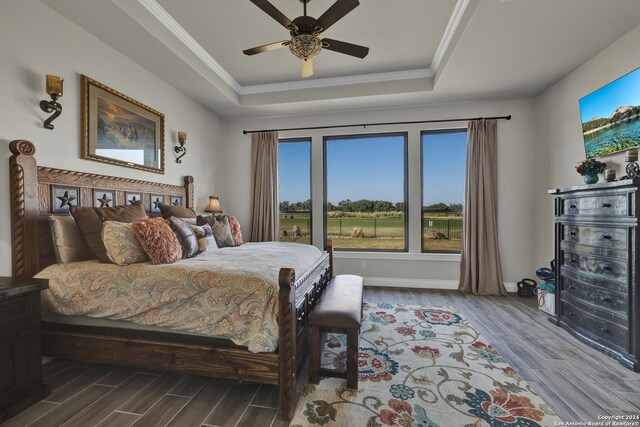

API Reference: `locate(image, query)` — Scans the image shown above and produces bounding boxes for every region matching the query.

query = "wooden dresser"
[550,179,639,371]
[0,277,50,422]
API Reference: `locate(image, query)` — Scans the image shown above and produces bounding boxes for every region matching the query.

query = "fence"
[279,211,463,239]
[422,211,462,239]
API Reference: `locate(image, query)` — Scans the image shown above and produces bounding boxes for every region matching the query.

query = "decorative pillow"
[159,203,196,219]
[197,215,235,248]
[101,221,149,265]
[189,224,218,253]
[132,217,182,265]
[48,215,95,264]
[228,215,244,246]
[168,217,199,258]
[70,200,147,262]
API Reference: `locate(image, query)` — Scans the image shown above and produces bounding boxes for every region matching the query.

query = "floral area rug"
[291,303,559,427]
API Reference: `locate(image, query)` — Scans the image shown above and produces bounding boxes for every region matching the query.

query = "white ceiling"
[40,0,640,118]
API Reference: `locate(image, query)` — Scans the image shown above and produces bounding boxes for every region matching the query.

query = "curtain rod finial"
[242,130,248,135]
[506,115,512,120]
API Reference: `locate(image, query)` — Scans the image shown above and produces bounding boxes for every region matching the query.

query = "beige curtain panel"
[250,131,279,242]
[458,119,507,296]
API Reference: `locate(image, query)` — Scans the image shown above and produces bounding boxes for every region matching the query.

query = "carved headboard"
[9,140,194,278]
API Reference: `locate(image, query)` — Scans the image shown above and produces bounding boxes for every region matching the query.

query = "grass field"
[279,212,462,251]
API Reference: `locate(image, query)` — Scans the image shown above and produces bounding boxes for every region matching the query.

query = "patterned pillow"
[228,215,244,246]
[102,221,149,265]
[197,215,235,248]
[132,217,182,265]
[168,217,199,258]
[189,224,218,253]
[70,200,147,262]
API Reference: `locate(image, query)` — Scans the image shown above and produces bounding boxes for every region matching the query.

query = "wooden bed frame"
[8,139,333,420]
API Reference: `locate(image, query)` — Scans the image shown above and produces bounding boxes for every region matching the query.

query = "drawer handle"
[599,265,612,272]
[569,257,578,264]
[601,234,612,240]
[569,204,577,209]
[600,327,609,334]
[568,285,576,291]
[601,203,612,208]
[569,230,577,236]
[569,311,576,317]
[600,296,611,302]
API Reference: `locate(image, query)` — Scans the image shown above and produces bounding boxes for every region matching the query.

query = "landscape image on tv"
[580,66,640,158]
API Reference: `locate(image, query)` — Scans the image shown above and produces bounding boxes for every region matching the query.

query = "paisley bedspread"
[35,242,323,353]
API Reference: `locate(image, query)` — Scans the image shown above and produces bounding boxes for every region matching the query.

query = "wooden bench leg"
[309,327,321,385]
[346,328,359,389]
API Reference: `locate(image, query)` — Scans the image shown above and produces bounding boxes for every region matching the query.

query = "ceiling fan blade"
[243,40,289,56]
[249,0,297,32]
[314,0,359,32]
[322,38,369,58]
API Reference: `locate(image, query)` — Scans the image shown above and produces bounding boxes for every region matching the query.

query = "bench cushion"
[309,274,363,330]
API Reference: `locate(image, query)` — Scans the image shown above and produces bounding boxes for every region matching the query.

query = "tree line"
[280,199,461,212]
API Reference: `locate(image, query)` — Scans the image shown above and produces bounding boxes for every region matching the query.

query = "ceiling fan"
[243,0,369,78]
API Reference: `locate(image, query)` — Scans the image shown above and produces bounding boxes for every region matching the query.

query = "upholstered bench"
[308,274,364,389]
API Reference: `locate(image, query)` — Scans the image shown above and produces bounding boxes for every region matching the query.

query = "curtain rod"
[242,115,511,135]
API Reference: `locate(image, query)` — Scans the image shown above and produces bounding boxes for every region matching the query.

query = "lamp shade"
[205,195,222,213]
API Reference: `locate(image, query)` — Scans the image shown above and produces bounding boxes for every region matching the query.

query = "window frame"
[323,131,409,252]
[420,128,467,254]
[278,137,313,245]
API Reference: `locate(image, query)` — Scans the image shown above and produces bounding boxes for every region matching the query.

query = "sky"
[579,67,640,122]
[279,132,467,207]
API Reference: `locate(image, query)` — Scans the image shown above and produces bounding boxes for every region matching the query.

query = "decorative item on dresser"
[549,179,640,371]
[0,277,50,423]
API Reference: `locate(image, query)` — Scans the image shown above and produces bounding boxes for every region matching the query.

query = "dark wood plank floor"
[4,288,639,426]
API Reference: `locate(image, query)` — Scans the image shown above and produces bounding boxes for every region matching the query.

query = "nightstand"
[0,277,50,422]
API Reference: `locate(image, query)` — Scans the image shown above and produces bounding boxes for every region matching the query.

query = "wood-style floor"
[4,288,640,427]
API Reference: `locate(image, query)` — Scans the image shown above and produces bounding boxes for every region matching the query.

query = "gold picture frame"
[81,75,165,174]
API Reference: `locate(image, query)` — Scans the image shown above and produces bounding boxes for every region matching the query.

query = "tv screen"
[580,66,640,158]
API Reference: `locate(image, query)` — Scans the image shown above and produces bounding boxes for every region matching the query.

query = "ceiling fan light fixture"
[289,34,322,61]
[300,58,313,78]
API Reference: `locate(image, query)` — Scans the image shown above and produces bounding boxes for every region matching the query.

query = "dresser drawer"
[563,194,628,217]
[0,295,30,327]
[561,300,628,353]
[562,250,627,282]
[562,224,627,251]
[561,275,628,317]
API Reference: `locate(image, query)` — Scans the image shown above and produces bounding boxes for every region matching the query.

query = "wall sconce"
[175,131,187,163]
[204,195,222,214]
[40,75,63,130]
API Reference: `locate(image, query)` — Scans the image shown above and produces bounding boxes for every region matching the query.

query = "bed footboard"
[277,241,332,420]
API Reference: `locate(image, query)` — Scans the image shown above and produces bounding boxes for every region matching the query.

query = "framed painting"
[150,194,165,213]
[81,75,165,174]
[93,189,115,208]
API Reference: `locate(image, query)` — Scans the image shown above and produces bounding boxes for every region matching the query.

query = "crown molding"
[137,0,242,92]
[432,0,470,73]
[239,68,434,95]
[134,0,469,96]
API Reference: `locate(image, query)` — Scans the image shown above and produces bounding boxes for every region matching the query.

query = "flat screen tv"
[580,66,640,158]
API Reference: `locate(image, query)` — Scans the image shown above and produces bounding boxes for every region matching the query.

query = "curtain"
[458,119,507,295]
[250,131,279,242]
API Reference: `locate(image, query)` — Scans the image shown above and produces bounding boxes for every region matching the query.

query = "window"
[421,129,467,253]
[278,138,312,244]
[324,133,407,251]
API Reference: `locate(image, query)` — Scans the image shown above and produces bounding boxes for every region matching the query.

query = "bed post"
[9,140,39,278]
[183,175,194,210]
[278,267,296,420]
[327,239,334,277]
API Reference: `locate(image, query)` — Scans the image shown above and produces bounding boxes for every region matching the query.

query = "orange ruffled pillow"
[132,217,182,265]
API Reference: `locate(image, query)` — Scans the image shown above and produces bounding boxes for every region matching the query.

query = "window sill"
[333,251,461,262]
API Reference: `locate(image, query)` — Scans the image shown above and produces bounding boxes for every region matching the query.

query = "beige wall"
[533,24,640,269]
[0,0,223,276]
[222,99,538,287]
